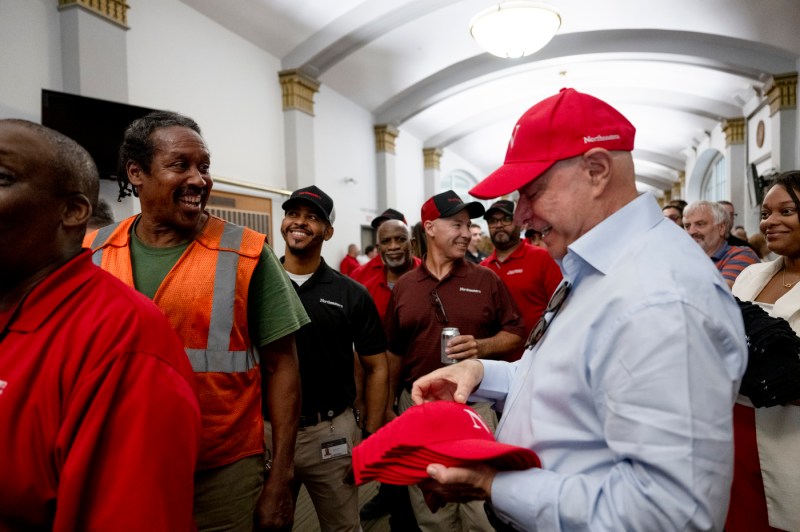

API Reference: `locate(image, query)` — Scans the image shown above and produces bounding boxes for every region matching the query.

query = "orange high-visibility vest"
[84,215,266,470]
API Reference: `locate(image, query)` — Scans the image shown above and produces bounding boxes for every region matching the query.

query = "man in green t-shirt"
[84,111,309,532]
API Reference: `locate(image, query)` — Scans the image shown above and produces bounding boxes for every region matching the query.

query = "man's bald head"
[0,120,98,298]
[1,119,99,208]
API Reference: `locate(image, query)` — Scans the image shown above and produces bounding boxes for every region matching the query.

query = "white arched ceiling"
[182,0,800,190]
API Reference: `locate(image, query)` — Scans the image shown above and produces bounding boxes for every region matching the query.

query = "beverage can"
[440,327,460,364]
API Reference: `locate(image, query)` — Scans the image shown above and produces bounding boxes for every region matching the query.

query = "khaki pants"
[194,455,264,532]
[399,389,496,532]
[265,409,362,532]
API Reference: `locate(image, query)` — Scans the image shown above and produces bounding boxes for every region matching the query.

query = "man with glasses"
[480,199,562,360]
[718,200,757,251]
[384,189,525,531]
[411,89,747,531]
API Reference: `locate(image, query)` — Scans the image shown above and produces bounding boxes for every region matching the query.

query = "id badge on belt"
[320,432,350,461]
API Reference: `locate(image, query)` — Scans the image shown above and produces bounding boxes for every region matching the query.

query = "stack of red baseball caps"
[353,400,541,486]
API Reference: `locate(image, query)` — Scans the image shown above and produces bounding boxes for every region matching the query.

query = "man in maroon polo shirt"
[384,189,525,530]
[481,199,562,360]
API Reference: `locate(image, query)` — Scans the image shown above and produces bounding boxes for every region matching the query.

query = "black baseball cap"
[371,208,407,229]
[484,199,515,219]
[421,190,485,223]
[282,185,336,224]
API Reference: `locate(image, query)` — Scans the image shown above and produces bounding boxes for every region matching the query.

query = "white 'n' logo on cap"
[508,124,521,151]
[463,408,491,433]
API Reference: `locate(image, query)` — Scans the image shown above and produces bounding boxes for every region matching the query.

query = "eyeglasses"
[487,215,514,227]
[430,289,448,324]
[525,280,571,348]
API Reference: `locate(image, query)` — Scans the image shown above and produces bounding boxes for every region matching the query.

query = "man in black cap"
[372,207,407,228]
[275,185,389,531]
[383,190,525,530]
[351,207,421,528]
[480,199,562,360]
[350,207,408,282]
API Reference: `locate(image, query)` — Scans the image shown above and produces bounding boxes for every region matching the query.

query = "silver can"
[441,327,460,364]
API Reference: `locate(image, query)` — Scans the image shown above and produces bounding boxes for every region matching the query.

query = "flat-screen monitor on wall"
[41,89,158,180]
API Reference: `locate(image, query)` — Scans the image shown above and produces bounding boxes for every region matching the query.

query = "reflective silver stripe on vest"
[185,347,258,372]
[184,223,259,372]
[91,221,121,266]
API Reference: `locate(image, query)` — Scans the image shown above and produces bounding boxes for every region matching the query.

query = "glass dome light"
[469,2,561,59]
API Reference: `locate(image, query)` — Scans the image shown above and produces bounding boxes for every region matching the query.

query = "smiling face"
[426,209,472,261]
[514,156,596,260]
[760,184,800,259]
[128,126,211,240]
[683,205,726,256]
[281,202,333,257]
[377,220,412,272]
[486,210,520,251]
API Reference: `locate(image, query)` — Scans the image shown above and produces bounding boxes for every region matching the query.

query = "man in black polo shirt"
[270,185,388,531]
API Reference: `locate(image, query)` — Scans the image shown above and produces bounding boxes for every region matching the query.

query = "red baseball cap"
[469,88,636,199]
[352,401,540,486]
[421,190,485,224]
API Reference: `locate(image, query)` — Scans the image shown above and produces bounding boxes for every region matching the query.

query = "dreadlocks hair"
[116,111,202,201]
[770,171,800,224]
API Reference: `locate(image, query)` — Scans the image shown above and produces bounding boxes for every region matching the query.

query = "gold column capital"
[278,69,321,116]
[58,0,130,28]
[765,72,797,116]
[671,171,685,199]
[423,147,443,170]
[374,125,399,154]
[722,117,745,146]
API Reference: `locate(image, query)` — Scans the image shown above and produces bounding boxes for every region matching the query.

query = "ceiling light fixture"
[469,2,561,59]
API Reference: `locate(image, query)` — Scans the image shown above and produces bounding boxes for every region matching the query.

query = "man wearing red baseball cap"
[384,189,525,530]
[412,89,747,531]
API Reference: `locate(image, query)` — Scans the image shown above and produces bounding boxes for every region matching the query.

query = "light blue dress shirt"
[473,193,747,531]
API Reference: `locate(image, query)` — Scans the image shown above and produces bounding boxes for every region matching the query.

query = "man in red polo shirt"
[340,243,361,275]
[384,190,525,530]
[355,217,421,529]
[0,119,201,530]
[356,219,421,319]
[351,207,408,283]
[481,199,562,360]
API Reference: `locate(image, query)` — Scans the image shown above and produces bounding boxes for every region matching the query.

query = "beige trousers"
[399,389,496,532]
[265,409,362,532]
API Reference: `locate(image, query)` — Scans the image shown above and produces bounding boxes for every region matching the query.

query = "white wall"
[313,85,378,266]
[0,0,63,120]
[126,0,286,191]
[394,131,425,225]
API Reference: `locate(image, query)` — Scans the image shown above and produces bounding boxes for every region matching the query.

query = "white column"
[58,0,129,101]
[279,70,320,191]
[374,125,399,211]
